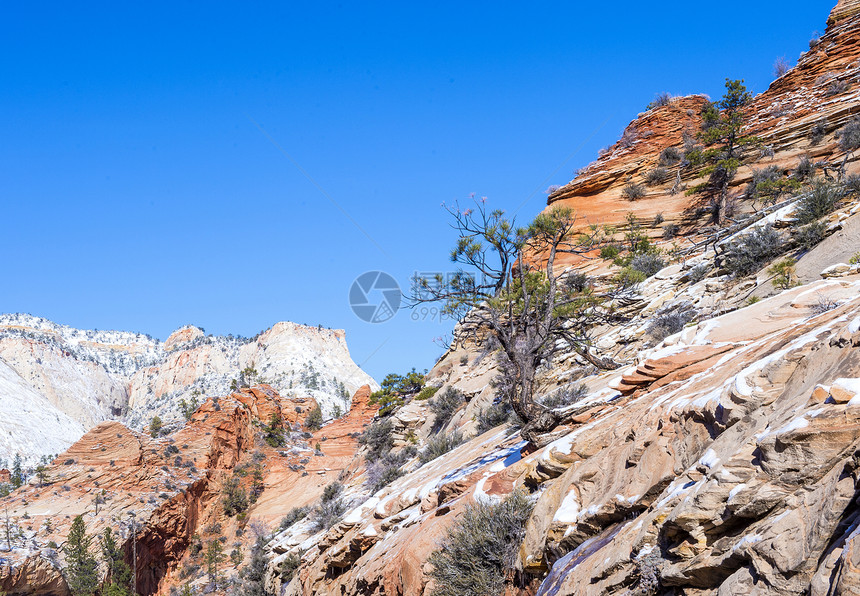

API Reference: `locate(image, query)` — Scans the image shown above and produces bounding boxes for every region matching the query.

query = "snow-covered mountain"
[0,314,378,463]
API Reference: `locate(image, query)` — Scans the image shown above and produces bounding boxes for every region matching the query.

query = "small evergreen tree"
[101,527,132,596]
[688,79,757,224]
[11,454,23,488]
[63,515,99,596]
[149,416,163,438]
[241,535,272,596]
[204,540,225,588]
[304,406,323,431]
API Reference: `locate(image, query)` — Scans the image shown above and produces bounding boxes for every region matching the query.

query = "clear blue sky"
[0,1,833,381]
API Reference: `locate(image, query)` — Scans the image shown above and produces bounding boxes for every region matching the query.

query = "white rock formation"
[0,314,378,464]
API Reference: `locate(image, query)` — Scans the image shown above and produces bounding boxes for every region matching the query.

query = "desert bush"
[644,167,669,186]
[365,447,415,493]
[768,257,798,289]
[662,223,680,239]
[795,178,842,224]
[688,263,709,283]
[844,174,860,195]
[562,271,590,293]
[791,220,828,249]
[794,156,815,181]
[658,146,682,166]
[773,56,791,78]
[419,431,466,465]
[475,400,512,435]
[309,483,346,532]
[279,506,311,532]
[838,117,860,152]
[648,303,695,341]
[428,490,534,596]
[617,266,647,287]
[652,213,664,227]
[430,388,464,432]
[810,119,828,145]
[825,79,849,96]
[811,294,839,315]
[630,253,665,278]
[622,182,646,201]
[359,418,394,462]
[850,252,860,265]
[538,384,587,409]
[646,92,673,110]
[722,224,785,277]
[747,165,799,206]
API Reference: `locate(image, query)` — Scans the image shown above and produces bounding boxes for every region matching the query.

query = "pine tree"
[11,454,23,488]
[242,535,272,596]
[205,540,225,588]
[63,515,99,596]
[101,527,132,596]
[687,79,757,224]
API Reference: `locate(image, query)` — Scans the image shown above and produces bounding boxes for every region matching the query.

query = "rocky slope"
[0,315,377,464]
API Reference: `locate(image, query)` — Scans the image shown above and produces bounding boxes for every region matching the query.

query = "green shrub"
[419,431,466,465]
[622,182,646,201]
[796,178,842,224]
[688,264,709,283]
[279,506,311,532]
[850,252,860,265]
[149,416,163,438]
[617,267,647,287]
[428,490,534,596]
[794,156,815,181]
[430,388,464,432]
[415,386,439,401]
[599,244,621,260]
[769,257,798,289]
[263,412,286,447]
[722,224,785,277]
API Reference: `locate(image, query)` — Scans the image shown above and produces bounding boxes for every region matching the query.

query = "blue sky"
[0,1,833,380]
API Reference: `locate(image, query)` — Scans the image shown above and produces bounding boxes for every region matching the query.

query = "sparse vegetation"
[658,146,682,166]
[622,182,646,201]
[648,303,696,341]
[279,549,304,584]
[811,293,839,315]
[427,490,534,596]
[644,167,669,186]
[646,92,673,110]
[419,431,466,465]
[769,257,798,290]
[795,178,842,224]
[721,224,785,277]
[838,117,860,152]
[825,79,849,96]
[773,56,791,78]
[430,388,464,432]
[263,412,287,447]
[630,253,665,278]
[415,385,439,401]
[792,220,828,249]
[810,119,828,145]
[662,223,680,239]
[476,399,514,435]
[538,384,587,409]
[359,418,395,462]
[309,482,346,532]
[279,506,311,532]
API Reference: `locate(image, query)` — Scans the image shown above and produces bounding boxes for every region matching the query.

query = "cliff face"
[0,383,377,596]
[0,315,377,463]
